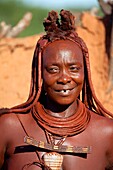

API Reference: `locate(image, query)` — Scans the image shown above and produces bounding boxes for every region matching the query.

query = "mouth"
[54,88,74,95]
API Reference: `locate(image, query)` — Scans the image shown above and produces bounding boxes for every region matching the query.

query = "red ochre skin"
[42,40,84,117]
[0,40,113,170]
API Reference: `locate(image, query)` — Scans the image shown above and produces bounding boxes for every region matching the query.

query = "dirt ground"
[0,12,113,113]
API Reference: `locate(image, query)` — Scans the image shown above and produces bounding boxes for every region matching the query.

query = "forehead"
[42,40,83,63]
[43,40,82,53]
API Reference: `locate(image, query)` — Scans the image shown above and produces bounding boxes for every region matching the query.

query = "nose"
[57,70,71,84]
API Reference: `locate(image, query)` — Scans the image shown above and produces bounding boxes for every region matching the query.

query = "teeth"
[61,90,70,94]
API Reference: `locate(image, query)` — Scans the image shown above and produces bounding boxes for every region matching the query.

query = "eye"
[69,65,81,72]
[47,66,59,73]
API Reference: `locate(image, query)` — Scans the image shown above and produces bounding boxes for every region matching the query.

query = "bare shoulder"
[0,112,31,151]
[90,111,113,167]
[88,111,113,145]
[0,113,21,138]
[90,111,113,132]
[0,111,33,140]
[0,112,31,134]
[0,113,19,128]
[0,113,21,168]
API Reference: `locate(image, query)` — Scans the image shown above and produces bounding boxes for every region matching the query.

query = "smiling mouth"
[55,89,73,95]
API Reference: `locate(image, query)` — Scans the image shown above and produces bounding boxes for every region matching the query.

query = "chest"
[5,114,109,170]
[5,148,107,170]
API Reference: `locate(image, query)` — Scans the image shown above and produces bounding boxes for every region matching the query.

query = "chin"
[52,97,77,106]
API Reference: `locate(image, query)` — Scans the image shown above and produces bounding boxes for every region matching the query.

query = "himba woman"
[0,9,113,170]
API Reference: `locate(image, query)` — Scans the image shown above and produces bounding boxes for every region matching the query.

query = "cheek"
[78,74,84,84]
[73,71,84,84]
[43,71,56,87]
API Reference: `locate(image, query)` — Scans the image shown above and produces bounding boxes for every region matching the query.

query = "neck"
[33,99,91,136]
[43,97,78,118]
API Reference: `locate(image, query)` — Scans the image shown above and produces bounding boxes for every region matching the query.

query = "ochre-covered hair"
[1,9,113,118]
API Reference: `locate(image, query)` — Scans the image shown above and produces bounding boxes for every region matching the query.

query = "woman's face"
[42,40,84,106]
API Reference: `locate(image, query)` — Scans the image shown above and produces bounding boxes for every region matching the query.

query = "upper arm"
[0,115,9,168]
[0,146,5,169]
[106,119,113,169]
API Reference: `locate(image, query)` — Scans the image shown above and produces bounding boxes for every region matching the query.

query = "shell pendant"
[43,152,63,170]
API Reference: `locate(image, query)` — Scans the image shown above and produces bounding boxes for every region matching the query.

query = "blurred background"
[0,0,103,37]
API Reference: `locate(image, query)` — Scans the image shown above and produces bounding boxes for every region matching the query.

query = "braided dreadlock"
[0,9,113,118]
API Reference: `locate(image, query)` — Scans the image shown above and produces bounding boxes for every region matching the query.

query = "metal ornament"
[24,136,92,154]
